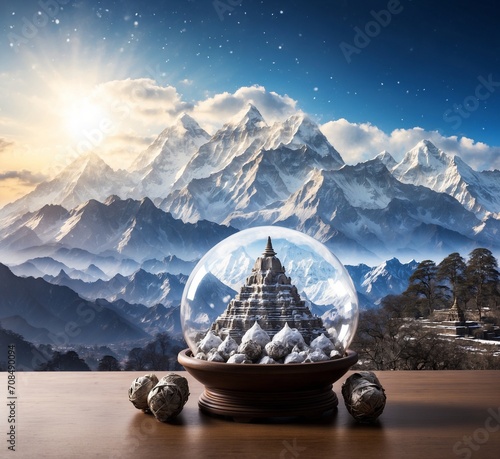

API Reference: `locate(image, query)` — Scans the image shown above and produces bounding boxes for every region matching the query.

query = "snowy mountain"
[225,158,487,263]
[0,106,499,271]
[45,268,187,307]
[23,241,419,314]
[129,113,211,198]
[183,272,237,327]
[2,103,499,350]
[0,153,135,225]
[375,151,397,169]
[161,107,344,223]
[171,104,271,190]
[346,258,419,308]
[391,140,500,219]
[140,255,197,275]
[0,196,237,263]
[264,112,344,160]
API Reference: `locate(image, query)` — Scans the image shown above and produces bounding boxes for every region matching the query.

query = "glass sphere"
[181,226,359,355]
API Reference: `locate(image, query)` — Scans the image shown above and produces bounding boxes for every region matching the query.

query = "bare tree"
[124,347,149,371]
[352,307,469,371]
[97,355,122,371]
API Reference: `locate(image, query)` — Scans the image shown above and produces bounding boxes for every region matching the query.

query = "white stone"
[241,321,271,348]
[265,341,288,360]
[304,349,329,362]
[258,356,279,364]
[272,323,306,351]
[310,333,335,354]
[198,330,222,354]
[227,353,252,364]
[284,352,306,364]
[218,335,239,360]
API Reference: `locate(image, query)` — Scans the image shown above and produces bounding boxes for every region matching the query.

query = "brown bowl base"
[199,385,338,422]
[178,348,357,422]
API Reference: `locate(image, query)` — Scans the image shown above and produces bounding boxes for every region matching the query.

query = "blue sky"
[0,0,499,204]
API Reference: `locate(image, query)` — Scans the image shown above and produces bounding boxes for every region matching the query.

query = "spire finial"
[262,236,276,257]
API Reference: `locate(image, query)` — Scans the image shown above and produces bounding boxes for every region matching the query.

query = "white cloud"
[321,119,500,171]
[193,85,298,133]
[5,75,498,180]
[92,78,191,127]
[84,81,500,171]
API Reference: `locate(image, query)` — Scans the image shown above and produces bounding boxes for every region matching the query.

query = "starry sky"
[0,0,499,205]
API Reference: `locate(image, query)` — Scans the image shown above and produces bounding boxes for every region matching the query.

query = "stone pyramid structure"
[210,237,327,343]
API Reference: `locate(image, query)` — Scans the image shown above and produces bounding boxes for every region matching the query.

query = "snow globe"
[178,226,359,420]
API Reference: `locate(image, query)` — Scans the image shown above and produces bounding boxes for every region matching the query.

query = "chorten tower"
[448,298,465,323]
[210,237,327,343]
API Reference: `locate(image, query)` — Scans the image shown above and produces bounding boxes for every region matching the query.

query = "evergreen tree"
[381,294,420,319]
[97,355,122,371]
[466,248,500,321]
[405,260,441,316]
[437,252,467,318]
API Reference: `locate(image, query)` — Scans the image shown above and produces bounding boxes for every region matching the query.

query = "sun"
[63,96,109,142]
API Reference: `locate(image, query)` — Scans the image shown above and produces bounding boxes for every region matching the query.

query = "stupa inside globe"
[210,237,327,344]
[192,236,346,365]
[178,226,359,419]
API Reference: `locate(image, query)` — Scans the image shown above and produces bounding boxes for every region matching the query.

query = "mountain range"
[0,195,237,266]
[1,104,498,267]
[0,251,418,350]
[0,103,499,349]
[0,263,149,345]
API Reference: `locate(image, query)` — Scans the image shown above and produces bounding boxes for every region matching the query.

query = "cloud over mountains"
[321,118,500,170]
[1,83,498,209]
[68,81,500,171]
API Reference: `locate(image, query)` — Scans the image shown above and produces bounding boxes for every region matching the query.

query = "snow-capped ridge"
[392,139,500,219]
[396,139,449,173]
[265,112,344,163]
[128,113,211,198]
[228,103,268,130]
[375,151,397,169]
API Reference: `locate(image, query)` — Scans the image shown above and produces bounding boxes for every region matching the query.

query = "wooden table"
[5,371,500,458]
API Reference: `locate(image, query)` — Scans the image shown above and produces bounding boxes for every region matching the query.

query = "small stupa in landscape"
[210,237,327,344]
[447,298,465,323]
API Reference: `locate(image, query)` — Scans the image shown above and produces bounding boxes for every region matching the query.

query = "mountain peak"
[418,139,438,150]
[34,203,69,218]
[284,112,317,133]
[177,113,209,137]
[265,112,344,163]
[104,195,122,206]
[75,151,109,168]
[382,257,403,268]
[411,139,446,163]
[375,151,397,169]
[63,152,115,180]
[230,103,267,129]
[178,112,197,125]
[395,139,451,174]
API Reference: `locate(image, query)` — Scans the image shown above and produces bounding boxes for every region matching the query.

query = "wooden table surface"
[5,371,500,458]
